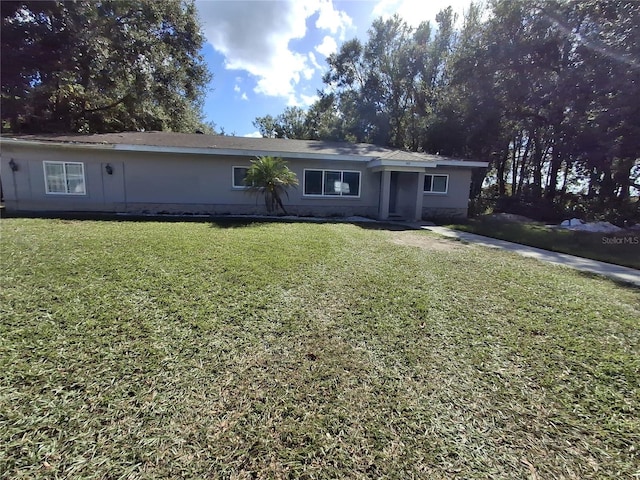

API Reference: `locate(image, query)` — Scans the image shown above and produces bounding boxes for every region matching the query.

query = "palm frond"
[244,156,298,214]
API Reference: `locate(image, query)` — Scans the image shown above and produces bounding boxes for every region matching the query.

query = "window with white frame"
[232,166,250,188]
[43,161,86,195]
[424,174,448,193]
[303,169,361,197]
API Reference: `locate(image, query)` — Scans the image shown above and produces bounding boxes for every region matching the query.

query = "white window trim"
[232,165,251,189]
[43,161,86,195]
[424,173,449,194]
[303,169,362,198]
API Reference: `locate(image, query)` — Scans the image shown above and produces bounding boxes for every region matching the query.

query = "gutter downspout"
[10,160,19,211]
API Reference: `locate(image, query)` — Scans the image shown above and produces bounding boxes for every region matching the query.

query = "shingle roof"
[1,131,456,163]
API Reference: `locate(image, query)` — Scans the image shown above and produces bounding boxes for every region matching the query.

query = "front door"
[389,172,399,214]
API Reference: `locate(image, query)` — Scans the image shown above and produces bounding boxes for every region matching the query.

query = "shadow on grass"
[575,269,640,291]
[1,210,416,231]
[204,216,415,231]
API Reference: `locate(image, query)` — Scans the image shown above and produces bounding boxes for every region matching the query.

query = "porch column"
[379,170,391,220]
[414,171,425,221]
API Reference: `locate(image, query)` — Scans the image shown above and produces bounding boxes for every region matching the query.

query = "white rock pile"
[559,218,623,233]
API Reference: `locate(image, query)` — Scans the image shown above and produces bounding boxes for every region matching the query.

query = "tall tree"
[303,93,342,141]
[567,0,640,205]
[320,10,462,150]
[254,0,640,222]
[1,0,211,133]
[253,107,309,139]
[252,114,280,138]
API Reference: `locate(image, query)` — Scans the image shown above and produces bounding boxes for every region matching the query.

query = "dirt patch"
[389,231,468,252]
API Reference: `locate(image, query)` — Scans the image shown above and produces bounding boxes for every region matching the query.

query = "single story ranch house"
[0,132,487,220]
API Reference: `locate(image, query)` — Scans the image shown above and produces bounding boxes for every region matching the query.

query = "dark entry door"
[389,172,399,214]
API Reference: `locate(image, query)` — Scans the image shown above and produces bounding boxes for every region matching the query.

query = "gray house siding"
[2,144,120,212]
[121,153,380,217]
[422,169,472,218]
[1,135,484,220]
[1,145,380,217]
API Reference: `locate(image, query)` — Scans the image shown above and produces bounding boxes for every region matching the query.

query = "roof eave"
[1,137,117,151]
[435,160,489,168]
[113,144,371,161]
[0,138,371,162]
[367,158,488,171]
[0,138,489,168]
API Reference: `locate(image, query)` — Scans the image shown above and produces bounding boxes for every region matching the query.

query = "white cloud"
[285,92,319,108]
[243,131,263,138]
[300,93,319,106]
[308,51,322,70]
[315,35,338,58]
[302,67,315,80]
[286,94,301,107]
[316,0,353,39]
[371,0,470,28]
[233,84,241,93]
[241,92,248,101]
[196,0,353,102]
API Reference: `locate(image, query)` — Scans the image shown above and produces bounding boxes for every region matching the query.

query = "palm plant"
[244,156,299,215]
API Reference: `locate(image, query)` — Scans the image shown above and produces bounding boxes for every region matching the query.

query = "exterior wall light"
[105,164,113,175]
[9,159,18,172]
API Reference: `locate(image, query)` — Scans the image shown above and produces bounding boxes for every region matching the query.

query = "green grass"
[1,218,638,479]
[448,218,640,269]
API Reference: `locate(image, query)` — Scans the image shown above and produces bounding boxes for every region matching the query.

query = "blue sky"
[194,0,473,137]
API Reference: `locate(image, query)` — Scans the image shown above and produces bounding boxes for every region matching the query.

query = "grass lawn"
[448,218,640,270]
[1,218,638,479]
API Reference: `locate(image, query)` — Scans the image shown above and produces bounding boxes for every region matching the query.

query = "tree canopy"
[1,0,211,133]
[252,107,309,140]
[255,0,640,223]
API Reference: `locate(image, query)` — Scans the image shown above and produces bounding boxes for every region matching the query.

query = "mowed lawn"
[1,219,638,479]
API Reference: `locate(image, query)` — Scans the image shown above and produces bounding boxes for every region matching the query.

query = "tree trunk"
[545,139,562,201]
[531,133,544,200]
[516,135,532,197]
[511,133,521,196]
[559,160,570,199]
[616,158,633,201]
[599,163,615,204]
[587,167,598,199]
[496,150,508,196]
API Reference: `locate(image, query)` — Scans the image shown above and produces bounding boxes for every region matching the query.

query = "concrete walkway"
[412,224,640,287]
